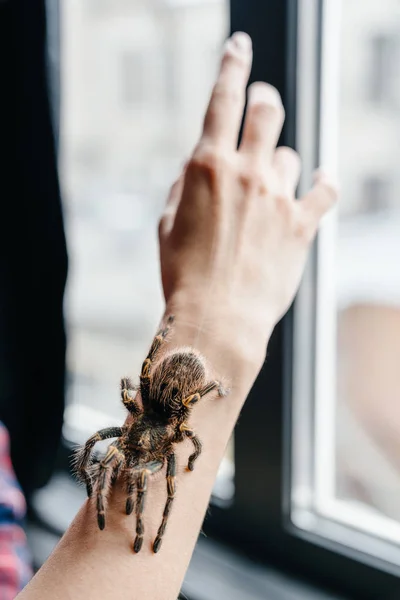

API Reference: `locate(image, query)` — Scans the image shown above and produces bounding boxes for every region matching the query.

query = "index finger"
[201,32,252,150]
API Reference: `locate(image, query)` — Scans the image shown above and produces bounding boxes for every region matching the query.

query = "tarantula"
[75,316,228,554]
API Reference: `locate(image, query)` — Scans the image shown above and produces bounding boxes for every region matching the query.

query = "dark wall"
[0,0,67,497]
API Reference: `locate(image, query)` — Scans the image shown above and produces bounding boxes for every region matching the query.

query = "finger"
[299,170,338,225]
[202,31,252,149]
[158,173,185,239]
[239,82,285,160]
[273,146,301,198]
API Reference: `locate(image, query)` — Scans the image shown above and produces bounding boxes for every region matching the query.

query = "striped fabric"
[0,423,32,599]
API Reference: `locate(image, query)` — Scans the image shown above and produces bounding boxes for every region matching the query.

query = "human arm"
[17,32,336,600]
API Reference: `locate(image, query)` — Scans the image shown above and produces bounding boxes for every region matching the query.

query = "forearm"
[17,304,273,600]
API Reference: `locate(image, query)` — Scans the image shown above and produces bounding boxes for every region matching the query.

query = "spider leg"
[95,442,125,530]
[120,377,142,416]
[182,379,229,408]
[179,425,202,471]
[74,426,123,497]
[178,381,227,470]
[140,315,174,405]
[132,460,164,553]
[133,470,148,553]
[153,453,176,553]
[125,469,136,516]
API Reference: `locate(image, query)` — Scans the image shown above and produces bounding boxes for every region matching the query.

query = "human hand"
[159,31,337,371]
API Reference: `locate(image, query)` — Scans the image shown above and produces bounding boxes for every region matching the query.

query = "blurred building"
[338,0,400,218]
[61,0,225,200]
[336,0,400,520]
[60,0,228,427]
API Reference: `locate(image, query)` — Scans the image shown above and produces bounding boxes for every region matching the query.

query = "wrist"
[164,290,274,396]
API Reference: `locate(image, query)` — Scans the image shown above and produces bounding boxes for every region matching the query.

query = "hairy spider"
[74,316,228,554]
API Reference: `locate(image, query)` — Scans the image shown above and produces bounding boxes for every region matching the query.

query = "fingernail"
[230,31,252,53]
[249,82,282,107]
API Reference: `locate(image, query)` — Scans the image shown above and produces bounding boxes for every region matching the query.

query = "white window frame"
[291,0,400,570]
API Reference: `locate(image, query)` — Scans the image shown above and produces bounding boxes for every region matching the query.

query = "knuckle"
[275,192,292,208]
[238,165,266,194]
[293,212,314,242]
[212,82,244,106]
[188,145,228,179]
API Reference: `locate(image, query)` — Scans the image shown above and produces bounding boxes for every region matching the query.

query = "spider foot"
[133,535,143,553]
[217,383,230,397]
[153,536,163,553]
[126,498,134,515]
[97,512,105,530]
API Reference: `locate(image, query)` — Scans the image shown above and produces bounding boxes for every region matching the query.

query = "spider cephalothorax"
[75,316,228,553]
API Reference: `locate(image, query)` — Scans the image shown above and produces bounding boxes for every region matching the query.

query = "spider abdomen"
[149,350,207,418]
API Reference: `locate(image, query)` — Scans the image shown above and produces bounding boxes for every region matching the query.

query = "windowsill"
[28,473,346,600]
[183,536,346,600]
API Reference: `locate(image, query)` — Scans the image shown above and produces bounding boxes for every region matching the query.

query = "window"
[60,0,232,506]
[204,1,400,598]
[290,0,400,589]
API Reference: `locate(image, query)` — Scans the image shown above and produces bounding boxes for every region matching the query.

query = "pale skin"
[17,32,337,600]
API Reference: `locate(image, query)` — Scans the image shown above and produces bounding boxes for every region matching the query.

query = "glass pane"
[60,0,233,501]
[292,0,400,560]
[335,0,400,540]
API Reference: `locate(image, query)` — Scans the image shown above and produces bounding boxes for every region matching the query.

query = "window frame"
[203,1,400,598]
